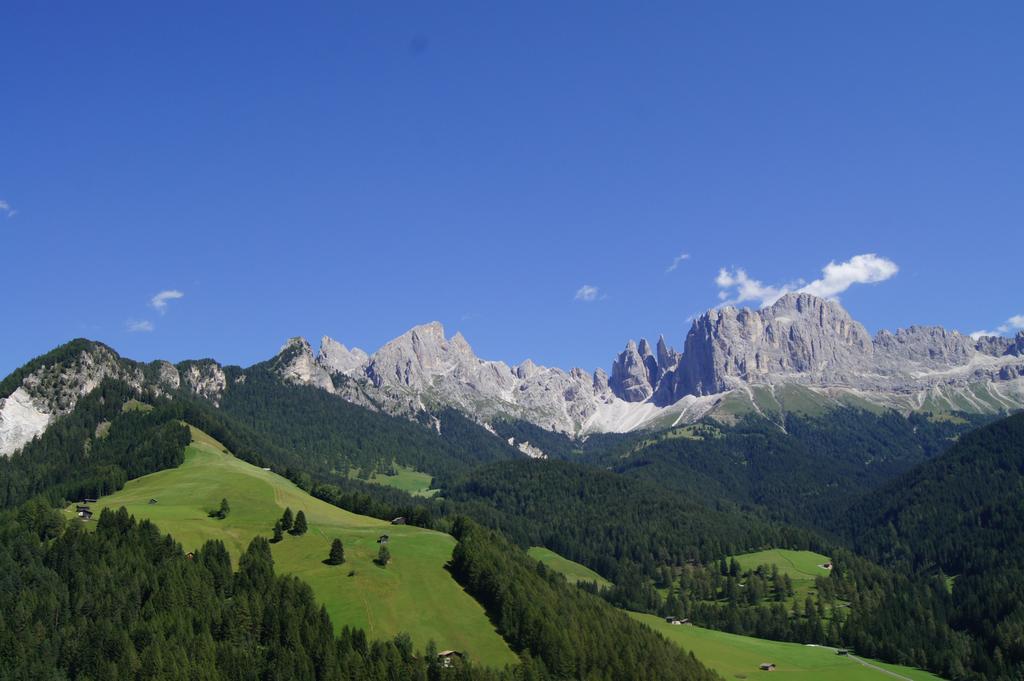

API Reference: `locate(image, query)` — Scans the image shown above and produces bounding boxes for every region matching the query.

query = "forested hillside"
[444,458,822,584]
[449,519,721,681]
[0,506,514,680]
[587,410,986,526]
[836,413,1024,679]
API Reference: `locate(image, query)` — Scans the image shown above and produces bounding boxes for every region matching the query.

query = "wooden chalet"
[759,662,776,671]
[391,517,407,525]
[437,651,464,668]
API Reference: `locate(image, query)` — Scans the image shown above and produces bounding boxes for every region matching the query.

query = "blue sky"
[2,2,1023,378]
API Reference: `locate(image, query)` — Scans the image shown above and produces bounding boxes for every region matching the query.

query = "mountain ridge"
[2,293,1023,455]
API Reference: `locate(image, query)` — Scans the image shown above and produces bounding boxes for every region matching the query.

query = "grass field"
[631,613,945,681]
[730,548,832,581]
[730,548,832,603]
[352,465,438,497]
[69,427,516,666]
[527,547,612,588]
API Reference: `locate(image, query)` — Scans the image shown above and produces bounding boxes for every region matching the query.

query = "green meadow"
[527,546,612,588]
[352,464,438,497]
[730,548,832,581]
[69,426,516,667]
[631,612,945,681]
[730,548,833,602]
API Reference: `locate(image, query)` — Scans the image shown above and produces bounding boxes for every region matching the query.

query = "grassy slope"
[631,613,945,681]
[72,427,517,667]
[527,547,612,588]
[353,465,438,497]
[730,548,832,603]
[730,548,832,581]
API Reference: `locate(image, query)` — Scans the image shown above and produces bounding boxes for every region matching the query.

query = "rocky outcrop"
[178,361,229,406]
[668,293,875,397]
[0,387,54,455]
[610,340,656,402]
[0,343,146,455]
[272,338,333,392]
[264,324,622,435]
[317,336,369,376]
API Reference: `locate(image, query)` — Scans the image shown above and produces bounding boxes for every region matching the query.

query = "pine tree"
[271,520,283,543]
[327,538,345,565]
[280,507,293,532]
[376,544,390,566]
[291,510,307,536]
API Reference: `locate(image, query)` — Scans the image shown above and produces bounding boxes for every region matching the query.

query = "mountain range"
[2,292,1023,456]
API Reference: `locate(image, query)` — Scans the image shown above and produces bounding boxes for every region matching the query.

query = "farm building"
[759,662,776,671]
[665,616,690,625]
[822,561,833,570]
[437,651,464,668]
[77,508,93,520]
[391,517,407,525]
[75,505,90,513]
[148,498,158,504]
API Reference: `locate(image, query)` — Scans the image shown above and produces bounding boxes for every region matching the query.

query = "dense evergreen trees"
[0,503,725,680]
[831,413,1024,679]
[0,507,523,680]
[585,410,989,528]
[450,519,721,681]
[444,458,821,584]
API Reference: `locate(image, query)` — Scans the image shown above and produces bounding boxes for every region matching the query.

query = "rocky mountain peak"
[317,336,369,376]
[273,337,333,391]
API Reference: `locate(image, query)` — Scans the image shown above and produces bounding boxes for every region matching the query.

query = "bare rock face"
[874,326,976,369]
[667,293,873,397]
[178,361,229,406]
[272,338,333,392]
[654,293,1024,402]
[610,340,655,402]
[155,361,182,390]
[317,336,369,376]
[266,322,622,435]
[0,387,53,455]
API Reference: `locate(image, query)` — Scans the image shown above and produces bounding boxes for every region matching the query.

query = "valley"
[631,612,944,681]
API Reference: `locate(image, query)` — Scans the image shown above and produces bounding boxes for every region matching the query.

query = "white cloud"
[715,268,791,307]
[575,284,599,302]
[716,254,899,308]
[150,289,184,314]
[126,320,154,333]
[799,254,899,299]
[971,314,1024,339]
[665,252,691,273]
[0,200,15,218]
